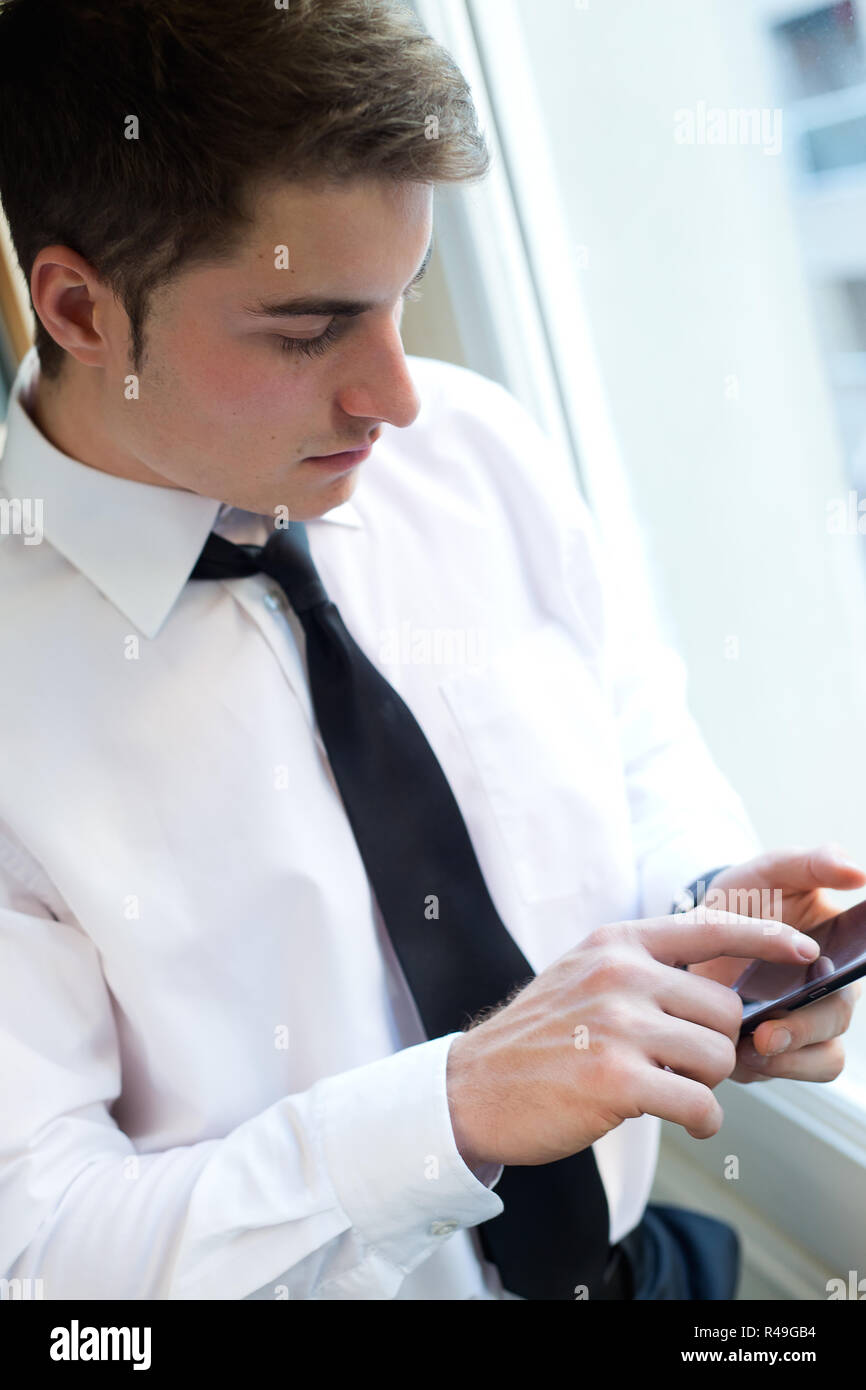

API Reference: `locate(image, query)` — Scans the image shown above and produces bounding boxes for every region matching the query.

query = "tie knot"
[259,526,329,614]
[191,524,329,616]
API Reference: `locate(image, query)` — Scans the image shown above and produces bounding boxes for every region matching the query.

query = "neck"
[27,357,183,490]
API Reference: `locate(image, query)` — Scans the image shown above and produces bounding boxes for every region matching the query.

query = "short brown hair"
[0,0,489,380]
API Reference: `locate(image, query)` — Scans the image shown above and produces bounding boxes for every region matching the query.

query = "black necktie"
[190,520,614,1300]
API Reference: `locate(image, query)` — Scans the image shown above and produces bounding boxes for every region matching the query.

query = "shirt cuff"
[311,1032,504,1276]
[473,1160,505,1188]
[670,865,731,915]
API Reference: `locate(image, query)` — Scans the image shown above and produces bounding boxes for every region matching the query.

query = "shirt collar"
[0,347,363,638]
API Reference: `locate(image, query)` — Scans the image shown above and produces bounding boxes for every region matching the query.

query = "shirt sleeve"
[460,369,765,921]
[0,831,503,1300]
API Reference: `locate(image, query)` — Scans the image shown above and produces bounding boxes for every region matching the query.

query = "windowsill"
[765,1069,866,1160]
[661,1069,866,1280]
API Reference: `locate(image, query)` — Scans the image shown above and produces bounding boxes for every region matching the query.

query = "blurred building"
[758,1,866,483]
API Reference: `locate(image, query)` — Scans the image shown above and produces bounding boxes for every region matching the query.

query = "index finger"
[637,907,821,969]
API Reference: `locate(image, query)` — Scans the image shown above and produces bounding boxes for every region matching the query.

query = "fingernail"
[797,937,821,960]
[766,1028,792,1055]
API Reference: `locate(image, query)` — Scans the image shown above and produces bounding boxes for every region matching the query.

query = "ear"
[30,244,119,369]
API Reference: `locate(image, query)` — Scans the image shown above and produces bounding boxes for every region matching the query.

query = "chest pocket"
[437,620,628,906]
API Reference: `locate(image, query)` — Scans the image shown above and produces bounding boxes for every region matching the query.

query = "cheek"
[164,329,307,424]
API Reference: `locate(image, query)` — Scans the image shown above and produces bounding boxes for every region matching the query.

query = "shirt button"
[429,1219,459,1238]
[264,589,285,612]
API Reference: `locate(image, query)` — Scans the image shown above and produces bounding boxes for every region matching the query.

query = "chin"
[238,470,358,524]
[298,470,360,518]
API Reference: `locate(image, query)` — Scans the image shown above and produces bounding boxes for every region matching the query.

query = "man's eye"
[277,321,342,359]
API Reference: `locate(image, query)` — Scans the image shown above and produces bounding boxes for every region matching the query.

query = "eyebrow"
[242,236,434,319]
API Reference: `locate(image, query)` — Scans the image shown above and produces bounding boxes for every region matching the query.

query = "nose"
[336,316,422,431]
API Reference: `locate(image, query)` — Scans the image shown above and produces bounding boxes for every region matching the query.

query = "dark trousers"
[608,1202,741,1300]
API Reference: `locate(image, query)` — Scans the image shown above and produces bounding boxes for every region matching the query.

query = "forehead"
[239,175,433,281]
[151,176,434,330]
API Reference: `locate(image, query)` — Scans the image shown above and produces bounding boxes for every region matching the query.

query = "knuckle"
[713,983,744,1034]
[704,907,742,933]
[722,1034,739,1074]
[709,1033,738,1078]
[805,849,826,882]
[727,993,745,1032]
[600,996,641,1040]
[690,1087,720,1135]
[585,922,623,954]
[590,950,637,992]
[616,952,656,993]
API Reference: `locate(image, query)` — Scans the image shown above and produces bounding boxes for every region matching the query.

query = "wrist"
[446,1033,494,1171]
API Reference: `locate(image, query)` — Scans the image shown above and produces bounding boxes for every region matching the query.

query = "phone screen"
[735,897,866,1024]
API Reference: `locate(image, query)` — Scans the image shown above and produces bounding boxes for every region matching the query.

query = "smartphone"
[735,897,866,1038]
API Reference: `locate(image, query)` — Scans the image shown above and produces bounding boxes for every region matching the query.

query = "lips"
[308,425,383,458]
[304,445,371,464]
[304,426,382,463]
[310,445,368,459]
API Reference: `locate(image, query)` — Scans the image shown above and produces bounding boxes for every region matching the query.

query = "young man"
[0,0,860,1301]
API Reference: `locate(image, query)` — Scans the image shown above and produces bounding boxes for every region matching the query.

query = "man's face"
[96,177,433,521]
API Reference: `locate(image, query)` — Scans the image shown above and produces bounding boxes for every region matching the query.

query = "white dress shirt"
[0,345,763,1300]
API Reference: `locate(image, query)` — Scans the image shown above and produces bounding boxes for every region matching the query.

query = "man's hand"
[687,845,866,1085]
[446,908,824,1170]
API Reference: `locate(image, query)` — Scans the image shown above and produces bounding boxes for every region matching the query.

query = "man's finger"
[747,982,859,1057]
[726,844,866,893]
[639,908,822,968]
[736,1037,846,1084]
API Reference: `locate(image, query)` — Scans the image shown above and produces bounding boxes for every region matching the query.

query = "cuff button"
[429,1219,459,1237]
